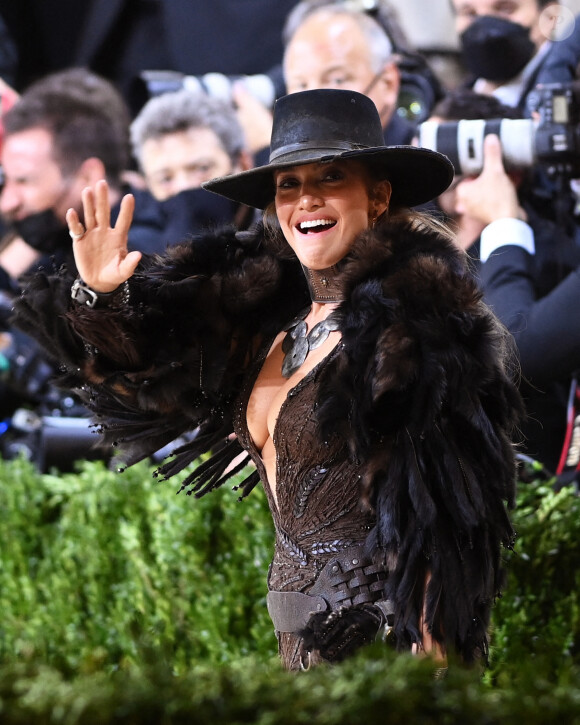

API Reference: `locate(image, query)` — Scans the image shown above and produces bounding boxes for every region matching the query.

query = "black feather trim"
[312,220,523,662]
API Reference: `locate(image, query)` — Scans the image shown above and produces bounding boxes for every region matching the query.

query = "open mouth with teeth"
[298,219,337,234]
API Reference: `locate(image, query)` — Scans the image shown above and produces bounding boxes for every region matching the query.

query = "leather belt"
[267,544,390,633]
[267,590,328,633]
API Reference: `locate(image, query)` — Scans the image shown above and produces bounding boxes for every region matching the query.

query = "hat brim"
[202,146,454,210]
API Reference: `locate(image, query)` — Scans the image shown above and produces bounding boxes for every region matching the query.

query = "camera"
[418,81,580,179]
[0,293,106,472]
[396,51,444,124]
[136,57,443,125]
[134,69,285,112]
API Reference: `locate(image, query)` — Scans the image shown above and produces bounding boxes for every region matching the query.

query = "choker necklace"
[301,264,344,303]
[281,307,340,378]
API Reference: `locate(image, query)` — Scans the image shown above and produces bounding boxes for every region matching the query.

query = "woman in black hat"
[14,89,522,670]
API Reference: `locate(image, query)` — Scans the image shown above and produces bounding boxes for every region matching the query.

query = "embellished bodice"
[233,338,376,597]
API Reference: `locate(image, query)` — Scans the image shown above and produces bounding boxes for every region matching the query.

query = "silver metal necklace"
[280,264,344,378]
[281,308,341,378]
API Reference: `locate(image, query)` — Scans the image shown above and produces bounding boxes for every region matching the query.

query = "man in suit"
[234,2,418,164]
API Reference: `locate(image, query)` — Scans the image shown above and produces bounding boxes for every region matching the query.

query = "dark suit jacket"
[480,206,580,472]
[1,0,298,99]
[0,0,87,88]
[75,0,298,75]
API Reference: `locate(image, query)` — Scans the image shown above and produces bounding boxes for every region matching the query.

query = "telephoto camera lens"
[418,118,535,175]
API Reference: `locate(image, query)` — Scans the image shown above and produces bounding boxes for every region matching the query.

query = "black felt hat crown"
[203,89,453,209]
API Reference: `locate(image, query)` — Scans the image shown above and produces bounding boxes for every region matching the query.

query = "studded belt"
[266,544,390,633]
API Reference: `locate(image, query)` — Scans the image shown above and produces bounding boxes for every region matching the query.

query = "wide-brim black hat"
[203,89,453,209]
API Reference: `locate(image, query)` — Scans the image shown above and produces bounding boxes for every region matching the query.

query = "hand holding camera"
[455,135,524,226]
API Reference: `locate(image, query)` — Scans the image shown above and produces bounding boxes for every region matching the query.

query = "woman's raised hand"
[66,179,142,293]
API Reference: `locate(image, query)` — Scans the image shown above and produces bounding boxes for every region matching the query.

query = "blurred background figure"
[131,89,252,201]
[446,1,580,233]
[232,1,445,165]
[130,88,254,229]
[0,67,254,292]
[420,86,580,480]
[281,0,444,127]
[450,0,562,111]
[0,69,135,288]
[282,2,416,144]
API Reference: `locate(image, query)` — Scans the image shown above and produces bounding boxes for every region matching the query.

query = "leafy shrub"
[489,477,580,683]
[1,645,580,724]
[1,457,580,721]
[0,456,276,674]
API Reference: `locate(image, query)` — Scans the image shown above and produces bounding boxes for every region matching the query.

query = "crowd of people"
[0,0,579,671]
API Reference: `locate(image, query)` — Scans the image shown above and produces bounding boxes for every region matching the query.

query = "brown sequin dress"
[234,340,386,670]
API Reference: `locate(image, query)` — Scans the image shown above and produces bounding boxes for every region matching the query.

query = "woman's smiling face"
[274,159,390,270]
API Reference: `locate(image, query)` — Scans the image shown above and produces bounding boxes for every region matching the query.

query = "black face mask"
[460,15,536,83]
[12,209,70,254]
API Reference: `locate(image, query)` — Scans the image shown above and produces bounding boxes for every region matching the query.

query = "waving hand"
[66,179,142,293]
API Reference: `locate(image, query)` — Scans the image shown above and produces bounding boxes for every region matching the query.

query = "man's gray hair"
[130,89,245,167]
[283,3,394,73]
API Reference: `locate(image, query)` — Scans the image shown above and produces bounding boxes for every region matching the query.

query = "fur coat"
[13,218,523,662]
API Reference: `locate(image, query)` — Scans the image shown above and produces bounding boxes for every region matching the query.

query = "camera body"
[0,293,105,472]
[138,56,444,125]
[527,81,580,179]
[135,69,283,110]
[418,81,580,179]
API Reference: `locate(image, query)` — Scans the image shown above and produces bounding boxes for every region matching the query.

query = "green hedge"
[0,456,277,674]
[1,648,580,725]
[489,475,580,685]
[0,456,580,722]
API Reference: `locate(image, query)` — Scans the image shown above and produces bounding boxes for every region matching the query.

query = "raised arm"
[66,179,142,293]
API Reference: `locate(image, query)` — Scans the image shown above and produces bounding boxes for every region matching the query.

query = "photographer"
[232,1,441,162]
[455,129,580,479]
[418,86,580,476]
[425,90,524,253]
[451,0,560,112]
